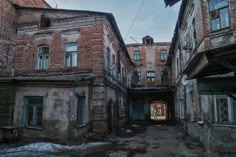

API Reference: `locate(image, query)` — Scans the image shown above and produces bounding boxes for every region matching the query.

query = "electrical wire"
[124,0,146,40]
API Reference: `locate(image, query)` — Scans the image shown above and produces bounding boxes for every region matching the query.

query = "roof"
[126,42,171,47]
[182,43,236,78]
[168,0,187,63]
[164,0,181,7]
[15,6,133,64]
[0,73,95,82]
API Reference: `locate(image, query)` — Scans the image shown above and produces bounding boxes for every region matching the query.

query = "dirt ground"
[86,122,207,157]
[0,122,218,157]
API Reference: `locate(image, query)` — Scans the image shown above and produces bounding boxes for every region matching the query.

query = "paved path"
[90,124,207,157]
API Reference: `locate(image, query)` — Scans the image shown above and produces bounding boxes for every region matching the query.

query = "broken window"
[214,95,236,124]
[40,15,51,28]
[24,97,43,128]
[160,50,167,61]
[133,50,141,61]
[77,96,86,126]
[37,46,49,70]
[147,71,155,86]
[65,43,78,68]
[209,0,230,31]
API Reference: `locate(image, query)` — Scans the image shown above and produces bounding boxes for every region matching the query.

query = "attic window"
[40,15,51,28]
[144,38,153,45]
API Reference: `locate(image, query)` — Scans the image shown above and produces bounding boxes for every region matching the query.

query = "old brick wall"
[127,43,171,87]
[8,0,50,8]
[15,9,105,77]
[0,0,17,77]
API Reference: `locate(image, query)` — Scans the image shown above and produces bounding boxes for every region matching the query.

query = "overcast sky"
[45,0,180,44]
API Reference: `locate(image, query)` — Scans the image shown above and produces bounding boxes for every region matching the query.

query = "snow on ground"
[0,142,112,157]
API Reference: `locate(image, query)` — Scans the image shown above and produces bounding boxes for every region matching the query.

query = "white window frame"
[37,46,49,70]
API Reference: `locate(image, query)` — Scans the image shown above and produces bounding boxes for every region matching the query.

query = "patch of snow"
[0,142,112,157]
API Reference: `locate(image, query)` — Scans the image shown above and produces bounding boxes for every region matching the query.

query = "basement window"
[24,97,43,128]
[77,96,86,126]
[209,0,230,31]
[65,43,78,68]
[37,46,49,70]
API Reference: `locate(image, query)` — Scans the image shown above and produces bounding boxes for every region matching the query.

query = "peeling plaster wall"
[14,85,91,142]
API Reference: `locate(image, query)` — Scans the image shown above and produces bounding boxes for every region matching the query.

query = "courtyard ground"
[0,122,212,157]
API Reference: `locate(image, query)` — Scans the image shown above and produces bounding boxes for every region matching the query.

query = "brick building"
[170,0,236,153]
[0,0,132,142]
[0,0,50,128]
[127,36,174,122]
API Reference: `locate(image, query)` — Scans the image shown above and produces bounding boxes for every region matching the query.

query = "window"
[137,72,141,85]
[147,71,155,86]
[214,96,236,124]
[24,97,43,128]
[161,71,168,85]
[65,43,78,68]
[160,50,167,61]
[209,0,230,31]
[40,15,51,28]
[77,96,86,126]
[106,48,111,71]
[37,46,49,70]
[133,51,141,61]
[119,96,125,117]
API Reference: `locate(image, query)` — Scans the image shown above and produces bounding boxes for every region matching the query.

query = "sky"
[45,0,180,44]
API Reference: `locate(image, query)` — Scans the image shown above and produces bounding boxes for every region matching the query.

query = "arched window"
[37,46,49,70]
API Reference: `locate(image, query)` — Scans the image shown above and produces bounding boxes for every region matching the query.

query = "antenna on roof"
[130,36,139,43]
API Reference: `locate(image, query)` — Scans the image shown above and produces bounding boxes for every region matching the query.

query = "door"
[132,99,144,120]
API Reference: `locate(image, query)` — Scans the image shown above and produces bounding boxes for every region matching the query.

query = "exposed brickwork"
[127,42,171,87]
[0,0,16,76]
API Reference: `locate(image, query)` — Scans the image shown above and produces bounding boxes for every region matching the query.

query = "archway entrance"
[150,101,168,121]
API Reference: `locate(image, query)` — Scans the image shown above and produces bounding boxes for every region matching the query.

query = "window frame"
[24,96,43,129]
[214,95,236,125]
[208,0,230,32]
[36,46,49,70]
[146,71,155,85]
[64,43,78,68]
[133,50,141,61]
[161,71,168,85]
[160,49,168,61]
[77,96,87,127]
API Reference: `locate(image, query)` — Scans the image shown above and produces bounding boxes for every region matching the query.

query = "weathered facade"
[170,0,236,153]
[0,0,132,142]
[127,36,174,122]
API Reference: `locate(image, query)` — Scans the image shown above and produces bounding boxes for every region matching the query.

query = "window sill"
[213,124,236,128]
[77,124,87,128]
[210,27,232,36]
[25,126,43,130]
